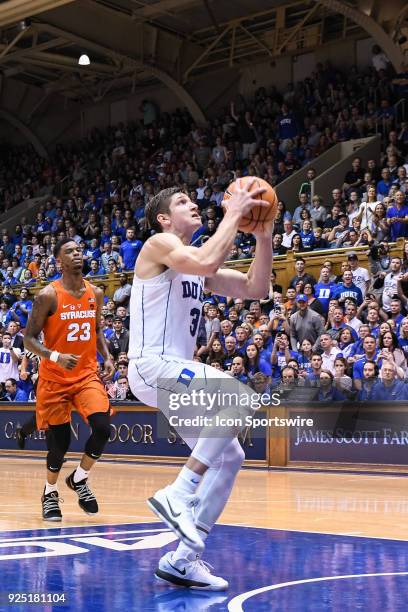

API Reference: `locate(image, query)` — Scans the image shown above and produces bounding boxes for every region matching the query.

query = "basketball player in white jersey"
[128,182,273,590]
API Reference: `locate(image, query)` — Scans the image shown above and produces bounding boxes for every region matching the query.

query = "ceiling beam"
[0,0,75,27]
[0,37,68,64]
[34,21,207,123]
[131,0,202,19]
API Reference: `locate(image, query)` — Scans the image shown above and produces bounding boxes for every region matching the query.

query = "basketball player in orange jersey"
[24,238,115,522]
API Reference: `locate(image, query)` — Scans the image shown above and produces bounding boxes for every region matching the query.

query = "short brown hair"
[145,187,185,232]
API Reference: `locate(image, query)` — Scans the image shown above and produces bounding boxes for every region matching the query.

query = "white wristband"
[49,351,60,363]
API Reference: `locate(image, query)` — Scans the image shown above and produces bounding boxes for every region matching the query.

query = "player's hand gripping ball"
[222,176,278,233]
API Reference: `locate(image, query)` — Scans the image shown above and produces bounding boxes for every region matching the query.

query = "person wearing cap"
[347,253,370,297]
[107,316,129,361]
[102,313,114,341]
[289,293,325,351]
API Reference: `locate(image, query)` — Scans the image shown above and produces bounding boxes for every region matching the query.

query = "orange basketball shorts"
[36,374,110,430]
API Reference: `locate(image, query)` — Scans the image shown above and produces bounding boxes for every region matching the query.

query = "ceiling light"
[78,54,90,66]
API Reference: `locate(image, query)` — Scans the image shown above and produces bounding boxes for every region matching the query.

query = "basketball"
[222,176,278,233]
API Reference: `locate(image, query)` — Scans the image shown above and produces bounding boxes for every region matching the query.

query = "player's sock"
[173,529,208,563]
[73,466,89,483]
[44,482,58,495]
[171,466,202,496]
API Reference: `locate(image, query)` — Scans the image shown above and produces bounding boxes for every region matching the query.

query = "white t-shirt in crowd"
[0,347,21,383]
[351,266,370,296]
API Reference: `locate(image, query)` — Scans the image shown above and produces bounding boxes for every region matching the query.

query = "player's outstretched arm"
[205,221,273,299]
[143,181,269,277]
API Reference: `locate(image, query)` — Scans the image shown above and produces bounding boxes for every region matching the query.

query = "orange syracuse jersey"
[39,279,98,384]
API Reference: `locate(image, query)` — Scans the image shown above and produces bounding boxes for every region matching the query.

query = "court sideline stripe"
[227,571,408,611]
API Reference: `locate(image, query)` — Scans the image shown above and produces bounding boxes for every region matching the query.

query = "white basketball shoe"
[155,551,229,591]
[147,485,204,553]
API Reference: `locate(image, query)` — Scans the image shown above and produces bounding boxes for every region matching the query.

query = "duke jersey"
[128,269,205,360]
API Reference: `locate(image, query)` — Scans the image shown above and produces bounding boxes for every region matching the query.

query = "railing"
[394,98,407,124]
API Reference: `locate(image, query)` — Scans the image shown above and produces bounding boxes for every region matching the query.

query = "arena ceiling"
[0,0,405,104]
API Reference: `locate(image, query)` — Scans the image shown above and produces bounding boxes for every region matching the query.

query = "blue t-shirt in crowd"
[352,352,381,379]
[332,283,363,306]
[371,380,408,401]
[386,205,408,241]
[314,282,336,313]
[299,230,315,249]
[277,113,298,139]
[120,239,143,270]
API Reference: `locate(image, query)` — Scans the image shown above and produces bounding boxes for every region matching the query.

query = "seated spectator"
[333,357,353,395]
[230,355,248,384]
[4,377,27,402]
[378,330,407,377]
[320,333,341,374]
[310,195,327,228]
[312,227,329,250]
[372,362,408,400]
[244,343,272,378]
[316,370,345,401]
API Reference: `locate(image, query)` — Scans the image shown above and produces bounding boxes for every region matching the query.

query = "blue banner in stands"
[0,405,266,461]
[288,405,408,464]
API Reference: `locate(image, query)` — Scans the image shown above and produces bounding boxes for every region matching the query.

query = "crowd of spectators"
[0,56,407,401]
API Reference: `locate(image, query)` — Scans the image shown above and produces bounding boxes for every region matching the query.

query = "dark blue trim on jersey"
[139,285,145,359]
[161,281,173,355]
[133,361,174,394]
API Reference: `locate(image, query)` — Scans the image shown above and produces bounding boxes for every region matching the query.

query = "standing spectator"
[333,270,363,306]
[107,316,129,360]
[113,273,132,308]
[289,258,316,289]
[10,288,32,329]
[386,191,408,240]
[281,220,297,249]
[348,253,370,297]
[0,332,21,384]
[119,228,143,271]
[289,294,325,350]
[383,257,402,312]
[101,241,120,273]
[230,103,257,160]
[7,321,24,350]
